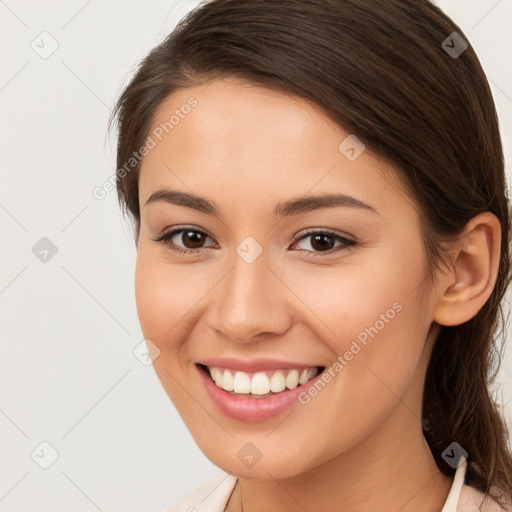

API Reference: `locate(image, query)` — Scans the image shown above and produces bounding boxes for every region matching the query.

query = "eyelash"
[152,226,358,258]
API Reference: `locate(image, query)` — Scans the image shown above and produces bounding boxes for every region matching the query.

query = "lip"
[196,363,325,422]
[199,357,319,373]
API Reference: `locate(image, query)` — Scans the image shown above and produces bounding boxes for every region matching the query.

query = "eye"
[152,227,217,255]
[290,229,358,256]
[152,226,358,257]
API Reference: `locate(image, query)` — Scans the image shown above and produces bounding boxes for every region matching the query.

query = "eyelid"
[290,228,358,255]
[153,225,216,245]
[292,227,358,244]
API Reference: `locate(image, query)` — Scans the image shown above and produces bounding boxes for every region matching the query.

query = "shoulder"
[457,484,512,512]
[163,471,238,512]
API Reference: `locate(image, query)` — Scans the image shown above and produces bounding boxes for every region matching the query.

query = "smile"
[205,365,321,397]
[196,362,327,421]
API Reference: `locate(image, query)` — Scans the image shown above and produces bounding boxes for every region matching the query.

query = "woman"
[109,0,512,510]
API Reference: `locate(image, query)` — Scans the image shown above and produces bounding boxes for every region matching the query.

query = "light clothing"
[164,457,510,512]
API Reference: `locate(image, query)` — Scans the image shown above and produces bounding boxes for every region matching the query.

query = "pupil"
[184,231,204,248]
[311,234,333,251]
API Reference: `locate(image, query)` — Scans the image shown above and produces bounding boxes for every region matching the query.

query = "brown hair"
[109,0,512,507]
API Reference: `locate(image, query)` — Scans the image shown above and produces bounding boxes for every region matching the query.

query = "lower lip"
[197,364,324,422]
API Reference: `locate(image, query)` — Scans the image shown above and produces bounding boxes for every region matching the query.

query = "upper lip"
[198,357,323,372]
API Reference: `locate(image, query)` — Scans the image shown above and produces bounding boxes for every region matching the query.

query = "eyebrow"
[144,189,378,217]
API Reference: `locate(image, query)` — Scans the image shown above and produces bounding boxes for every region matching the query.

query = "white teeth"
[233,371,251,393]
[251,372,271,395]
[285,369,300,390]
[269,372,286,392]
[221,370,234,391]
[299,369,309,384]
[206,366,320,396]
[210,367,223,385]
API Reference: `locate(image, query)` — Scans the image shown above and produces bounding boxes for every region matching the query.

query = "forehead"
[138,78,411,219]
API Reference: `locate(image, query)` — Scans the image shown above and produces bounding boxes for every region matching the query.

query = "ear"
[433,212,501,327]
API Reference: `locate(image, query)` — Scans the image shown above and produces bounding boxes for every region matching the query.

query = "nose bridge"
[211,239,292,342]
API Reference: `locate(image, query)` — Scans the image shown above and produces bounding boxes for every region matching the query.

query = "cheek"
[286,273,427,468]
[323,298,426,450]
[302,266,427,445]
[134,249,200,408]
[134,250,194,373]
[281,253,420,350]
[281,249,427,406]
[134,247,203,342]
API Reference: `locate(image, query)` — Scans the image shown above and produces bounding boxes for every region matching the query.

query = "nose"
[206,250,294,344]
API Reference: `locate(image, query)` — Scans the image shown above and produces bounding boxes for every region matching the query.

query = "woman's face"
[135,78,441,478]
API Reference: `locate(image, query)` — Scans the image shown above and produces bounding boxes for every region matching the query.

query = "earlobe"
[433,212,501,327]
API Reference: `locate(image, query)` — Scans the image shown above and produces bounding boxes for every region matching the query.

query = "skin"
[134,78,501,512]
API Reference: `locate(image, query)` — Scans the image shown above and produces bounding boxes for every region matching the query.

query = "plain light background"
[1,1,511,510]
